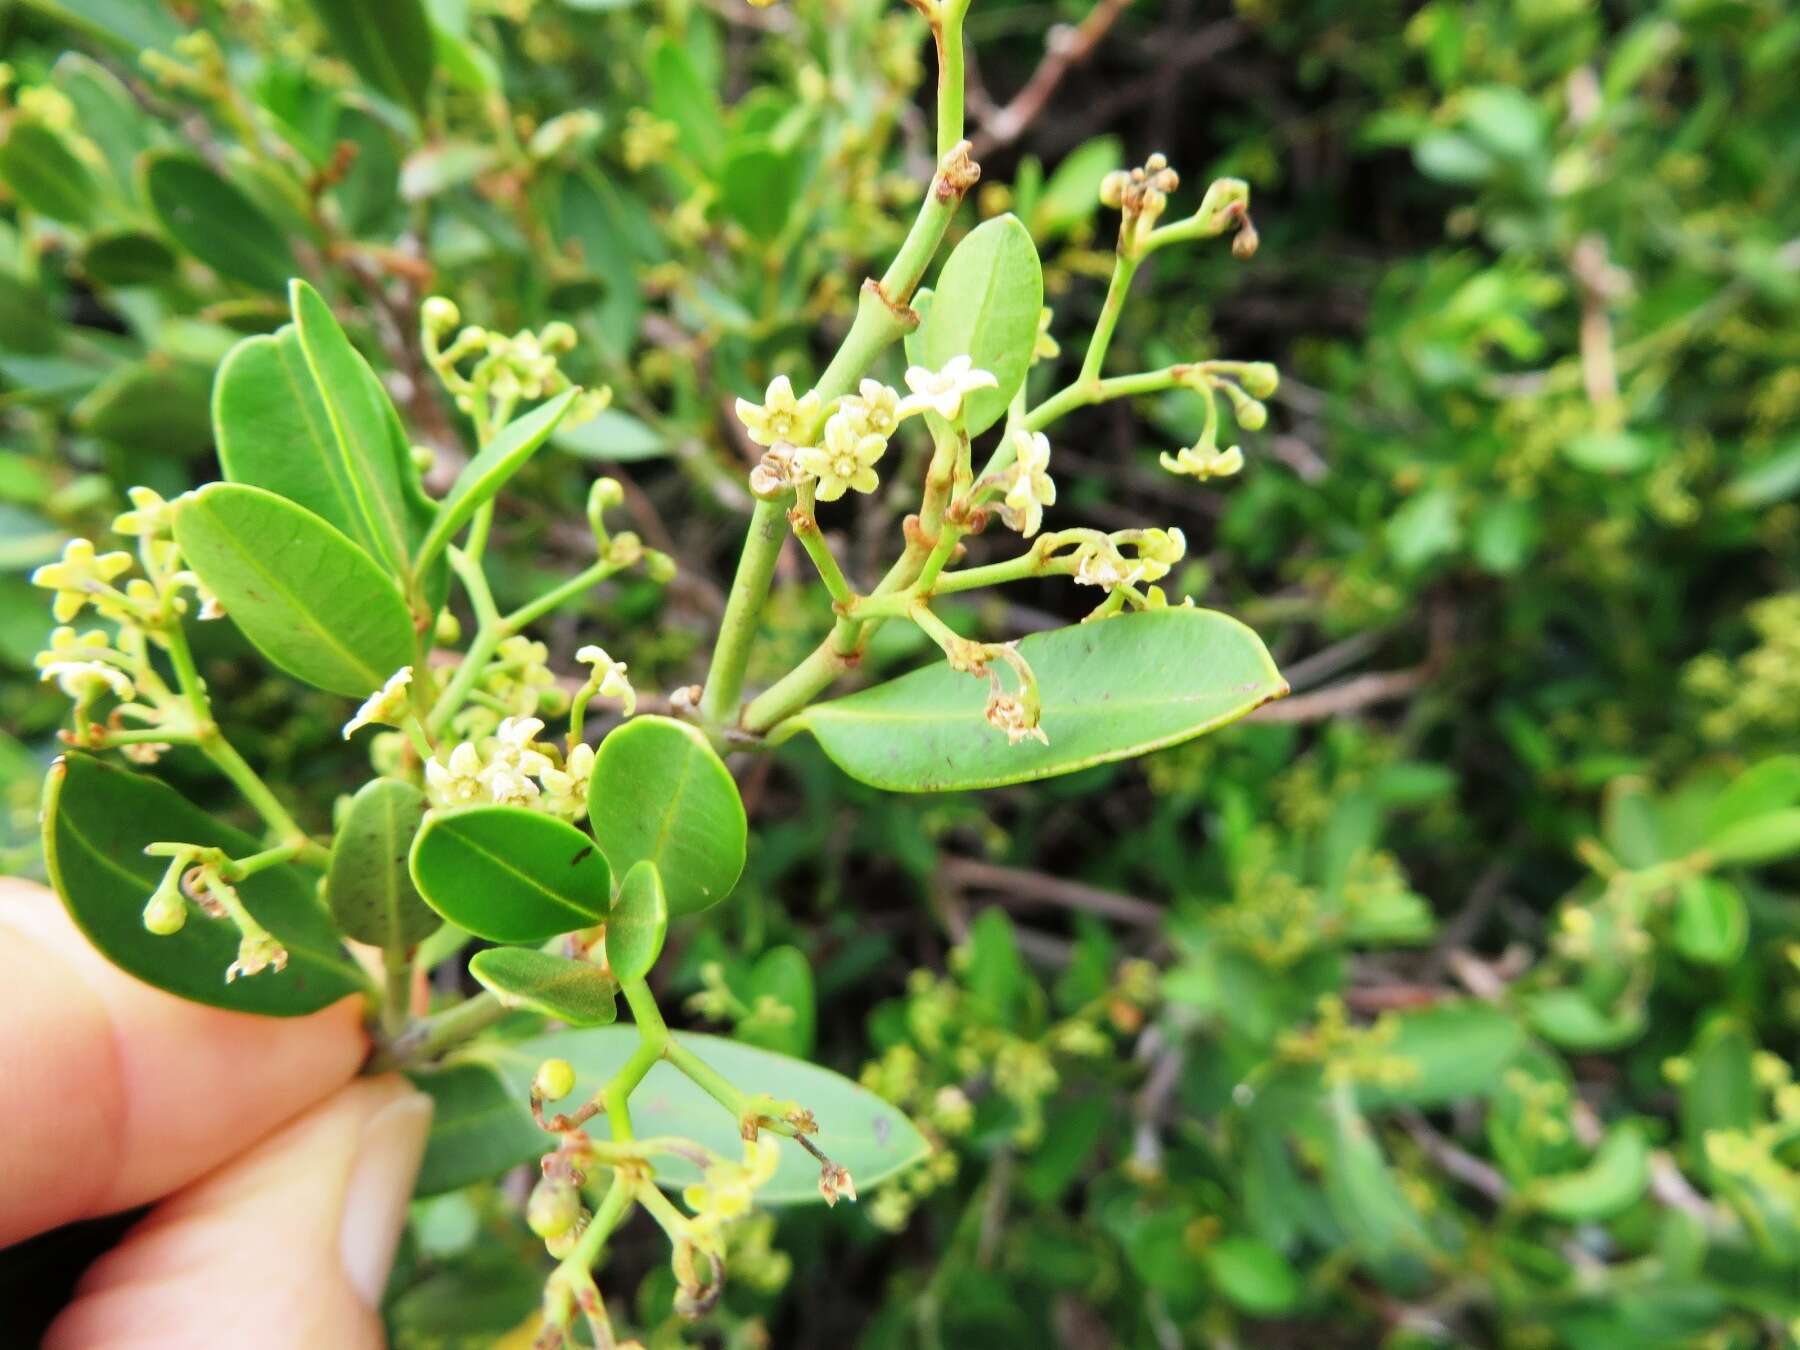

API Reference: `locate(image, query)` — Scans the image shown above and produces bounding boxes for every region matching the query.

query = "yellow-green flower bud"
[527,1176,582,1239]
[143,889,186,936]
[535,1057,576,1102]
[421,297,461,335]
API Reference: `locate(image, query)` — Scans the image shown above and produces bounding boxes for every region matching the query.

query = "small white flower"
[482,716,554,803]
[1159,443,1244,481]
[425,742,486,807]
[1073,544,1141,591]
[999,429,1056,538]
[735,375,822,448]
[342,666,414,740]
[538,743,595,820]
[576,645,636,717]
[112,486,172,538]
[899,355,998,422]
[840,379,902,438]
[38,660,135,701]
[985,691,1049,746]
[797,410,886,501]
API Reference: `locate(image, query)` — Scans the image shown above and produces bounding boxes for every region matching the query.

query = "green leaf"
[606,860,667,983]
[172,483,417,697]
[331,103,403,237]
[1205,1236,1303,1318]
[80,230,178,287]
[1526,987,1645,1052]
[480,1027,930,1203]
[21,0,183,51]
[1531,1123,1650,1221]
[1671,876,1747,967]
[649,37,723,170]
[413,390,577,573]
[305,0,436,115]
[588,717,746,918]
[410,807,610,943]
[0,116,96,225]
[788,608,1286,792]
[912,215,1043,436]
[1355,1003,1527,1109]
[326,778,439,950]
[215,319,424,584]
[719,138,800,241]
[409,1061,549,1196]
[288,280,436,582]
[1707,808,1800,866]
[1705,755,1800,835]
[1680,1018,1756,1170]
[1320,1086,1428,1262]
[43,754,364,1015]
[737,945,816,1059]
[551,409,669,462]
[1031,135,1120,238]
[142,152,298,292]
[1563,429,1653,474]
[468,948,618,1026]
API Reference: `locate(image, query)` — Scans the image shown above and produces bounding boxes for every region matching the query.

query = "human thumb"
[45,1076,433,1350]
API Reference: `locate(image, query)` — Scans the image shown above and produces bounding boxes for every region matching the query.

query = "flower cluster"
[737,357,998,502]
[422,298,610,429]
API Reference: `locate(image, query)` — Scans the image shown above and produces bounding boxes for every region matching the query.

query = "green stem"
[697,1,974,730]
[790,491,854,609]
[366,989,509,1071]
[606,979,672,1141]
[697,496,791,729]
[1022,364,1193,434]
[1077,253,1139,387]
[381,945,414,1039]
[499,558,623,634]
[664,1038,750,1119]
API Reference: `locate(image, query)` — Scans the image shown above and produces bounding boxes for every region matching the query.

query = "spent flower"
[342,666,414,739]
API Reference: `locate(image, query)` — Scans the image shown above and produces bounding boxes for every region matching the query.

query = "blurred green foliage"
[2,0,1798,1345]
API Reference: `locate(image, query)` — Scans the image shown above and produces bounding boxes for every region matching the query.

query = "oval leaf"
[410,807,610,943]
[216,320,420,584]
[326,778,439,950]
[288,280,437,584]
[1706,808,1800,866]
[0,115,96,225]
[606,860,667,983]
[588,717,746,918]
[413,389,577,573]
[81,230,177,287]
[305,0,436,116]
[737,945,816,1058]
[1355,1003,1526,1109]
[788,608,1286,791]
[1532,1123,1650,1221]
[468,948,618,1026]
[481,1027,930,1204]
[43,754,364,1016]
[142,151,297,291]
[912,214,1042,435]
[172,483,417,697]
[1672,876,1747,967]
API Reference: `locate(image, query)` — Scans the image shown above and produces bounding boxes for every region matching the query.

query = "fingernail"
[338,1090,433,1307]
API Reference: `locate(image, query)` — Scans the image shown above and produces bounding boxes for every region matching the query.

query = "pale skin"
[0,878,432,1349]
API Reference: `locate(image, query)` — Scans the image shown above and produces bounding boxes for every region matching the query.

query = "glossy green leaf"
[606,860,667,983]
[468,948,618,1026]
[1205,1235,1302,1317]
[326,778,439,950]
[43,754,364,1015]
[289,280,436,581]
[1526,987,1645,1052]
[409,1061,548,1196]
[1356,1003,1527,1109]
[551,409,669,462]
[912,214,1043,435]
[142,152,298,291]
[788,608,1286,792]
[1671,876,1747,967]
[1032,135,1120,238]
[80,230,178,287]
[1706,808,1800,866]
[305,0,435,115]
[215,316,423,583]
[480,1027,930,1203]
[1531,1123,1650,1221]
[172,483,417,697]
[413,390,577,573]
[54,52,152,187]
[737,945,816,1058]
[588,716,746,918]
[409,807,610,943]
[0,116,96,224]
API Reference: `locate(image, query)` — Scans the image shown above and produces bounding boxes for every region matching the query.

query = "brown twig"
[967,0,1134,159]
[940,856,1160,926]
[1245,666,1431,724]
